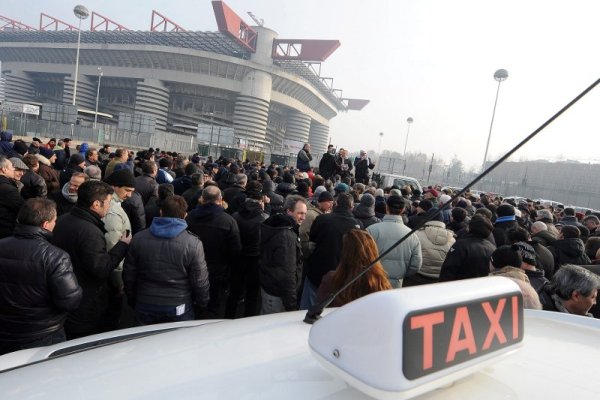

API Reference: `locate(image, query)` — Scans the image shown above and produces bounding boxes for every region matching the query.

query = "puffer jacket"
[0,225,82,342]
[124,217,209,308]
[134,173,158,205]
[366,215,421,287]
[414,221,456,279]
[439,233,496,282]
[259,214,302,311]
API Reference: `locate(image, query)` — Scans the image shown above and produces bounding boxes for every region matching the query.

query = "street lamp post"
[72,4,89,107]
[402,117,413,175]
[482,69,509,171]
[376,131,384,172]
[93,67,102,128]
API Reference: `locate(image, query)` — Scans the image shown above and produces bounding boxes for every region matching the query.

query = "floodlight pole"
[482,69,509,171]
[72,5,90,107]
[403,117,413,175]
[93,67,102,128]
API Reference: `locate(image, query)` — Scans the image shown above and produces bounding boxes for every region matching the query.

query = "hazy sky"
[5,0,600,169]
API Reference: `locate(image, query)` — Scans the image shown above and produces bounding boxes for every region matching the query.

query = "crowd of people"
[0,132,599,356]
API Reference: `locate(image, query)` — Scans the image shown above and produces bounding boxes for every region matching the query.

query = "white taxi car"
[0,277,598,399]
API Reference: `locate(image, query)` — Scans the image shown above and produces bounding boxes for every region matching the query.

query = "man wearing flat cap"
[102,168,135,329]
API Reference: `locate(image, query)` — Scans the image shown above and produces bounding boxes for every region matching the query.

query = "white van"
[377,173,423,193]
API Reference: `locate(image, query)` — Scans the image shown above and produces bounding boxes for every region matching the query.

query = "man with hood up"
[186,185,241,318]
[352,193,380,228]
[124,195,209,325]
[547,225,591,267]
[0,130,19,158]
[260,195,306,314]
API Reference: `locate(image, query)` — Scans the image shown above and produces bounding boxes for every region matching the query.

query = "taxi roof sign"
[308,277,524,399]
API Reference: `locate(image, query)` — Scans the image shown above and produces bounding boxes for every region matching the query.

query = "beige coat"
[415,220,455,279]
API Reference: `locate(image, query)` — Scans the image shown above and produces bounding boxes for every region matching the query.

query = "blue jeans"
[135,302,194,326]
[299,279,318,310]
[0,329,67,356]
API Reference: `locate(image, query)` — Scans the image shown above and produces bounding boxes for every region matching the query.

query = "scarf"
[61,182,78,203]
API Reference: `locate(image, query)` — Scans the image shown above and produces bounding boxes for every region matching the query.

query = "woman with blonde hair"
[316,229,392,307]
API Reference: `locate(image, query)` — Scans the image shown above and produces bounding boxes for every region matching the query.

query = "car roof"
[0,308,598,399]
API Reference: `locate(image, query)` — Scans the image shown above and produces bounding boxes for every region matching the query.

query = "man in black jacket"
[300,192,363,308]
[547,225,591,267]
[134,161,159,206]
[260,195,306,313]
[0,198,82,355]
[186,185,241,318]
[124,195,209,325]
[318,145,337,181]
[52,180,131,339]
[492,204,519,247]
[227,183,269,318]
[0,156,25,239]
[439,215,496,281]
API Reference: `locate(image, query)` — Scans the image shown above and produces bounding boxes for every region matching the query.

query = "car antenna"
[304,77,600,324]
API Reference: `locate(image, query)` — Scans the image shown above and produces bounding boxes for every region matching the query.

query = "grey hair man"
[539,264,600,317]
[0,156,25,239]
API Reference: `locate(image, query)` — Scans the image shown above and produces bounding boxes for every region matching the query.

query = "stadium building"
[0,1,368,160]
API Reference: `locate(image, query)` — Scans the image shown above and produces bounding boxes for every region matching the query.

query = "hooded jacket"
[439,232,496,282]
[548,238,591,267]
[262,179,283,215]
[415,220,456,279]
[352,202,381,228]
[124,217,209,308]
[134,173,159,205]
[233,200,269,257]
[0,131,18,158]
[0,225,82,343]
[185,203,241,281]
[50,182,78,216]
[259,213,302,310]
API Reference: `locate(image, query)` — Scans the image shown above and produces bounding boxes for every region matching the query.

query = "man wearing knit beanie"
[493,203,519,247]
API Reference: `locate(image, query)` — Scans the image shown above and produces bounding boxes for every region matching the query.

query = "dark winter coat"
[134,173,158,205]
[259,213,302,310]
[439,233,496,282]
[530,240,556,279]
[531,229,558,247]
[296,149,312,172]
[354,157,373,184]
[305,208,363,287]
[352,204,381,228]
[233,200,269,257]
[0,225,82,343]
[523,268,550,293]
[262,180,283,215]
[51,206,129,337]
[182,187,203,211]
[318,152,337,180]
[0,175,25,239]
[223,184,245,214]
[20,170,48,199]
[492,220,519,247]
[124,217,209,308]
[122,191,146,235]
[547,238,592,267]
[275,182,297,198]
[185,203,241,282]
[172,175,193,196]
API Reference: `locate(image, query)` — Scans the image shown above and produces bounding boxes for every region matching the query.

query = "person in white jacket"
[403,219,455,286]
